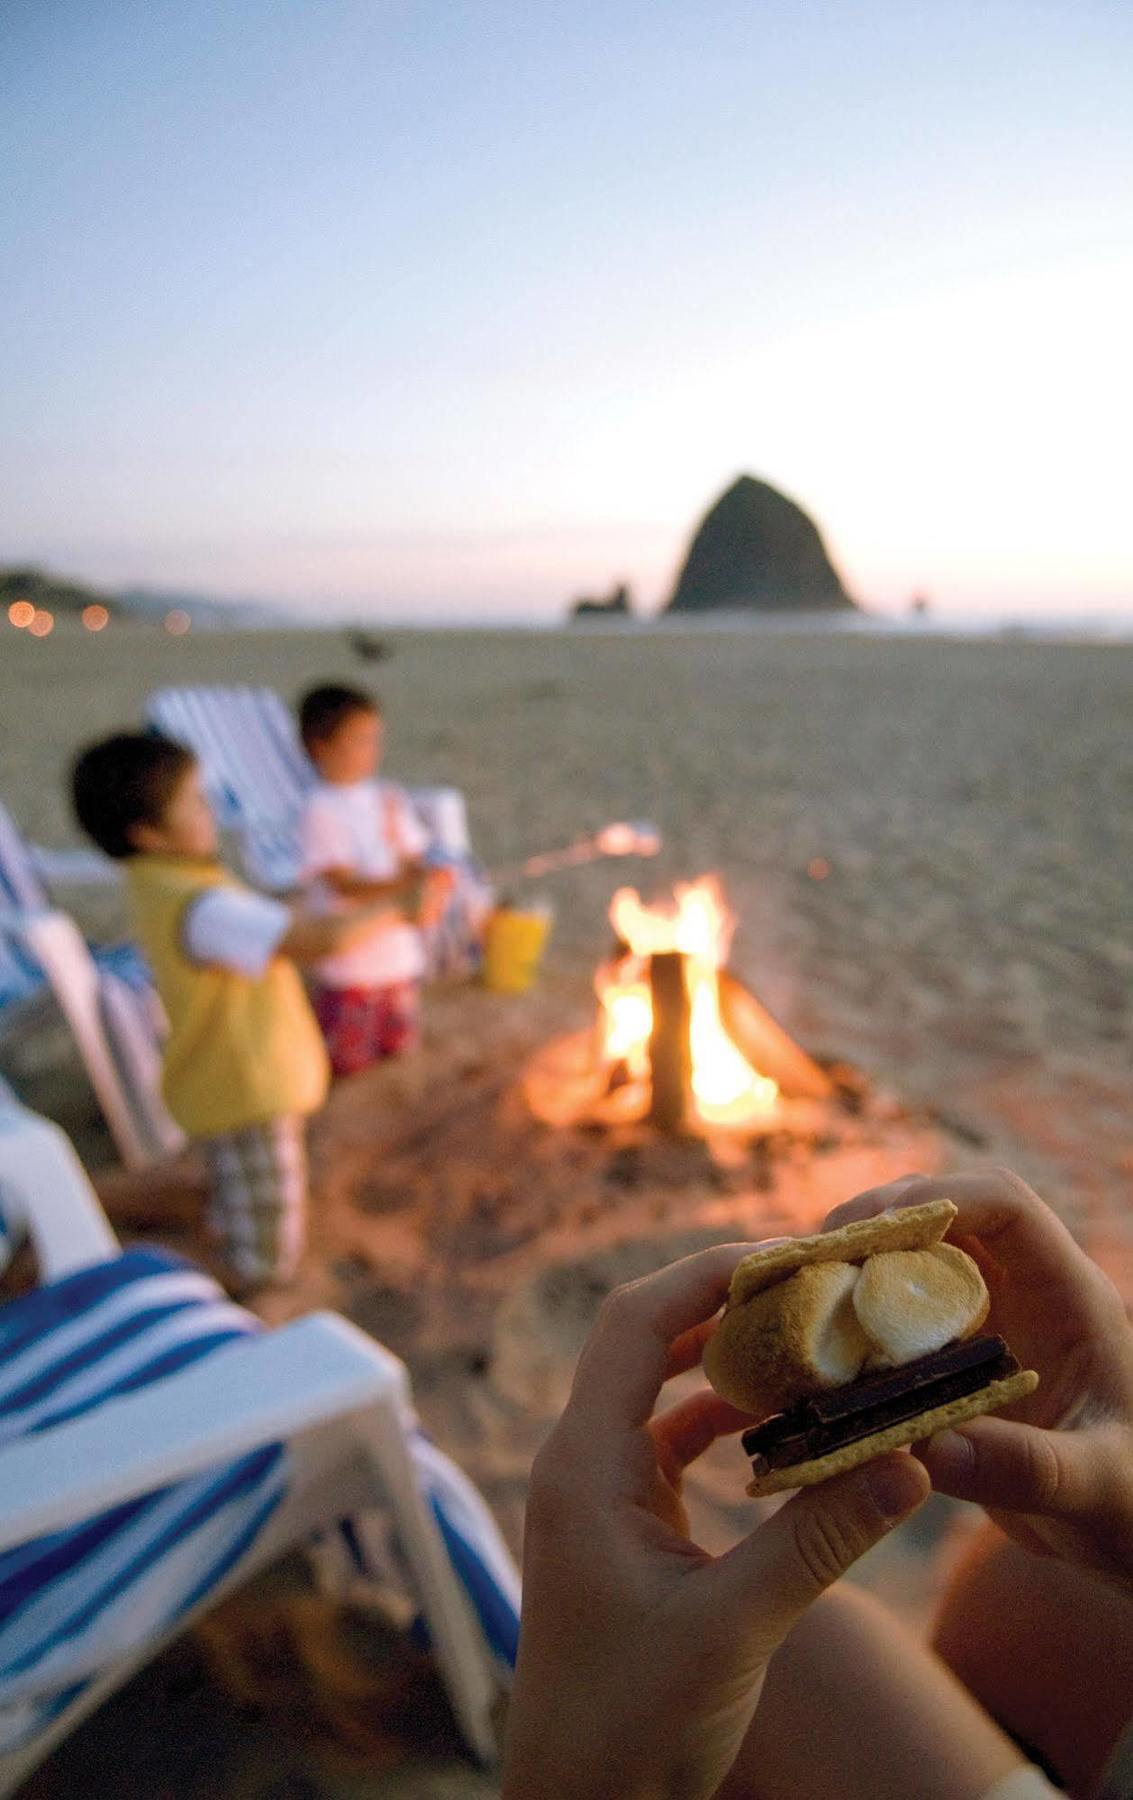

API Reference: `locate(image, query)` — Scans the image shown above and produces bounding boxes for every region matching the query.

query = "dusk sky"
[3,1,1131,622]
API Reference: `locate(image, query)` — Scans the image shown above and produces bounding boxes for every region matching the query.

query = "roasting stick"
[490,821,661,885]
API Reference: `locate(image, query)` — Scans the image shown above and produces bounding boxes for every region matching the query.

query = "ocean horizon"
[172,604,1133,642]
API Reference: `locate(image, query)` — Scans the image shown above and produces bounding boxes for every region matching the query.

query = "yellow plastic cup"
[482,902,553,993]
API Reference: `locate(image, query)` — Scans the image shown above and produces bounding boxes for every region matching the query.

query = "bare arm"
[277,900,404,965]
[318,862,425,904]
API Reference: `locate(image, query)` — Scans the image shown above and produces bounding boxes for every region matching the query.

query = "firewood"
[649,951,691,1132]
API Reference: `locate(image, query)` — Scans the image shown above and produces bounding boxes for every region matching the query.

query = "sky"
[2,0,1132,622]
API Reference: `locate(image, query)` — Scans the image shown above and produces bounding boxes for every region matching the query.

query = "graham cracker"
[727,1199,958,1307]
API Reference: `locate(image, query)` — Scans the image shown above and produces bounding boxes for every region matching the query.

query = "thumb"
[918,1416,1094,1518]
[711,1453,929,1642]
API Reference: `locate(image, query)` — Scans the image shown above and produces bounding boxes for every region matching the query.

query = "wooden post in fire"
[649,951,691,1132]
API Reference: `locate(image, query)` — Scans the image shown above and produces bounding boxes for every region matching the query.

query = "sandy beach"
[4,620,1132,1796]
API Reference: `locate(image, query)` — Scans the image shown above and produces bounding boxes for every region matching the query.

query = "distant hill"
[0,565,287,627]
[117,586,286,627]
[0,566,116,618]
[666,476,857,613]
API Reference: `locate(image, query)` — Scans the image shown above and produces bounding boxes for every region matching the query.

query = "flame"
[609,875,736,962]
[596,875,778,1125]
[602,982,653,1068]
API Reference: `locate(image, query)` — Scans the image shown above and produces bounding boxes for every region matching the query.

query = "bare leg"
[716,1582,1026,1800]
[934,1524,1133,1798]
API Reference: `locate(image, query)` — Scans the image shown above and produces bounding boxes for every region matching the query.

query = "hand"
[502,1245,929,1800]
[414,866,455,929]
[823,1171,1133,1590]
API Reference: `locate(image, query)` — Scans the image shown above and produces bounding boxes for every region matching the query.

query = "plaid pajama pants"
[200,1114,307,1288]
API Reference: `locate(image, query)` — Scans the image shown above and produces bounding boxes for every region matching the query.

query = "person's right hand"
[823,1170,1133,1590]
[416,865,455,929]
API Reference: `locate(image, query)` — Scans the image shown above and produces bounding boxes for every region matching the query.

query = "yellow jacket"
[126,855,329,1138]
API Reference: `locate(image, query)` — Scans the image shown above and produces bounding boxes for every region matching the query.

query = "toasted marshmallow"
[852,1243,989,1367]
[704,1260,871,1414]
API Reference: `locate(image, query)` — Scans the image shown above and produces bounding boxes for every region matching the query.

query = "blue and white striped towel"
[0,1250,285,1751]
[0,1080,21,1276]
[412,1429,519,1669]
[0,1247,519,1753]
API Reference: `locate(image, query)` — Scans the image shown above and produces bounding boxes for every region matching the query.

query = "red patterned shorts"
[313,981,421,1077]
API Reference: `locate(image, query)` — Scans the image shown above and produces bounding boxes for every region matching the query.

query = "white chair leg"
[17,912,157,1169]
[351,1390,501,1765]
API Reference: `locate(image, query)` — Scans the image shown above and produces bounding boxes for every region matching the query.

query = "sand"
[4,619,1132,1796]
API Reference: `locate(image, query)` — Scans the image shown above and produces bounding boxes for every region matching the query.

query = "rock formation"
[665,476,856,613]
[570,582,634,620]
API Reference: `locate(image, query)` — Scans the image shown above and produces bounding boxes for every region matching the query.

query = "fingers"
[710,1453,929,1639]
[918,1416,1103,1519]
[664,1317,722,1380]
[821,1171,929,1231]
[823,1169,1054,1263]
[567,1243,759,1435]
[823,1169,1108,1315]
[649,1388,756,1479]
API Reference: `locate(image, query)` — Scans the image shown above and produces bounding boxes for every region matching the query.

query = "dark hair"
[298,683,380,748]
[71,733,196,859]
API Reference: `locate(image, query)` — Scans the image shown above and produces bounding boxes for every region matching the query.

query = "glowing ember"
[596,875,778,1127]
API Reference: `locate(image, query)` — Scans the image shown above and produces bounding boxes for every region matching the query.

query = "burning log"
[717,970,833,1102]
[648,951,692,1132]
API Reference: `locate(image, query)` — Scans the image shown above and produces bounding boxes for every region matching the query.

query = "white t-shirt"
[299,779,429,989]
[182,886,293,977]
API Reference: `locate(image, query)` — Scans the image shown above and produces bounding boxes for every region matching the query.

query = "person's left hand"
[501,1244,930,1800]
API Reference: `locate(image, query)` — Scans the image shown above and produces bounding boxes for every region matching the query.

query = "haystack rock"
[666,476,857,613]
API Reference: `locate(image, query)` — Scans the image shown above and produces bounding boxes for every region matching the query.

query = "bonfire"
[526,874,833,1135]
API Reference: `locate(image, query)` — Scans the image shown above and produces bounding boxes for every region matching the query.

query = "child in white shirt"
[297,684,451,1076]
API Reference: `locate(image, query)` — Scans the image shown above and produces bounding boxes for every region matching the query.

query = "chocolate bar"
[742,1336,1018,1476]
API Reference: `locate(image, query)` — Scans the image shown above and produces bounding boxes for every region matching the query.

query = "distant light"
[82,603,110,633]
[165,609,191,636]
[8,600,35,629]
[807,857,831,881]
[28,610,54,639]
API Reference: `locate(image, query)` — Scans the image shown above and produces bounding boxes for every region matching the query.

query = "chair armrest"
[30,844,123,888]
[0,1312,404,1551]
[0,907,161,1170]
[405,787,471,859]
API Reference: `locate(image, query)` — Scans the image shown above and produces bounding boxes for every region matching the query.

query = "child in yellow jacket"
[72,732,412,1292]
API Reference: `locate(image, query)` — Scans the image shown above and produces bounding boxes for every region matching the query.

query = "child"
[297,683,451,1078]
[72,732,406,1292]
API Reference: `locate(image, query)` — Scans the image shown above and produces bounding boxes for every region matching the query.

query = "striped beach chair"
[0,1101,519,1790]
[0,801,182,1168]
[146,685,491,974]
